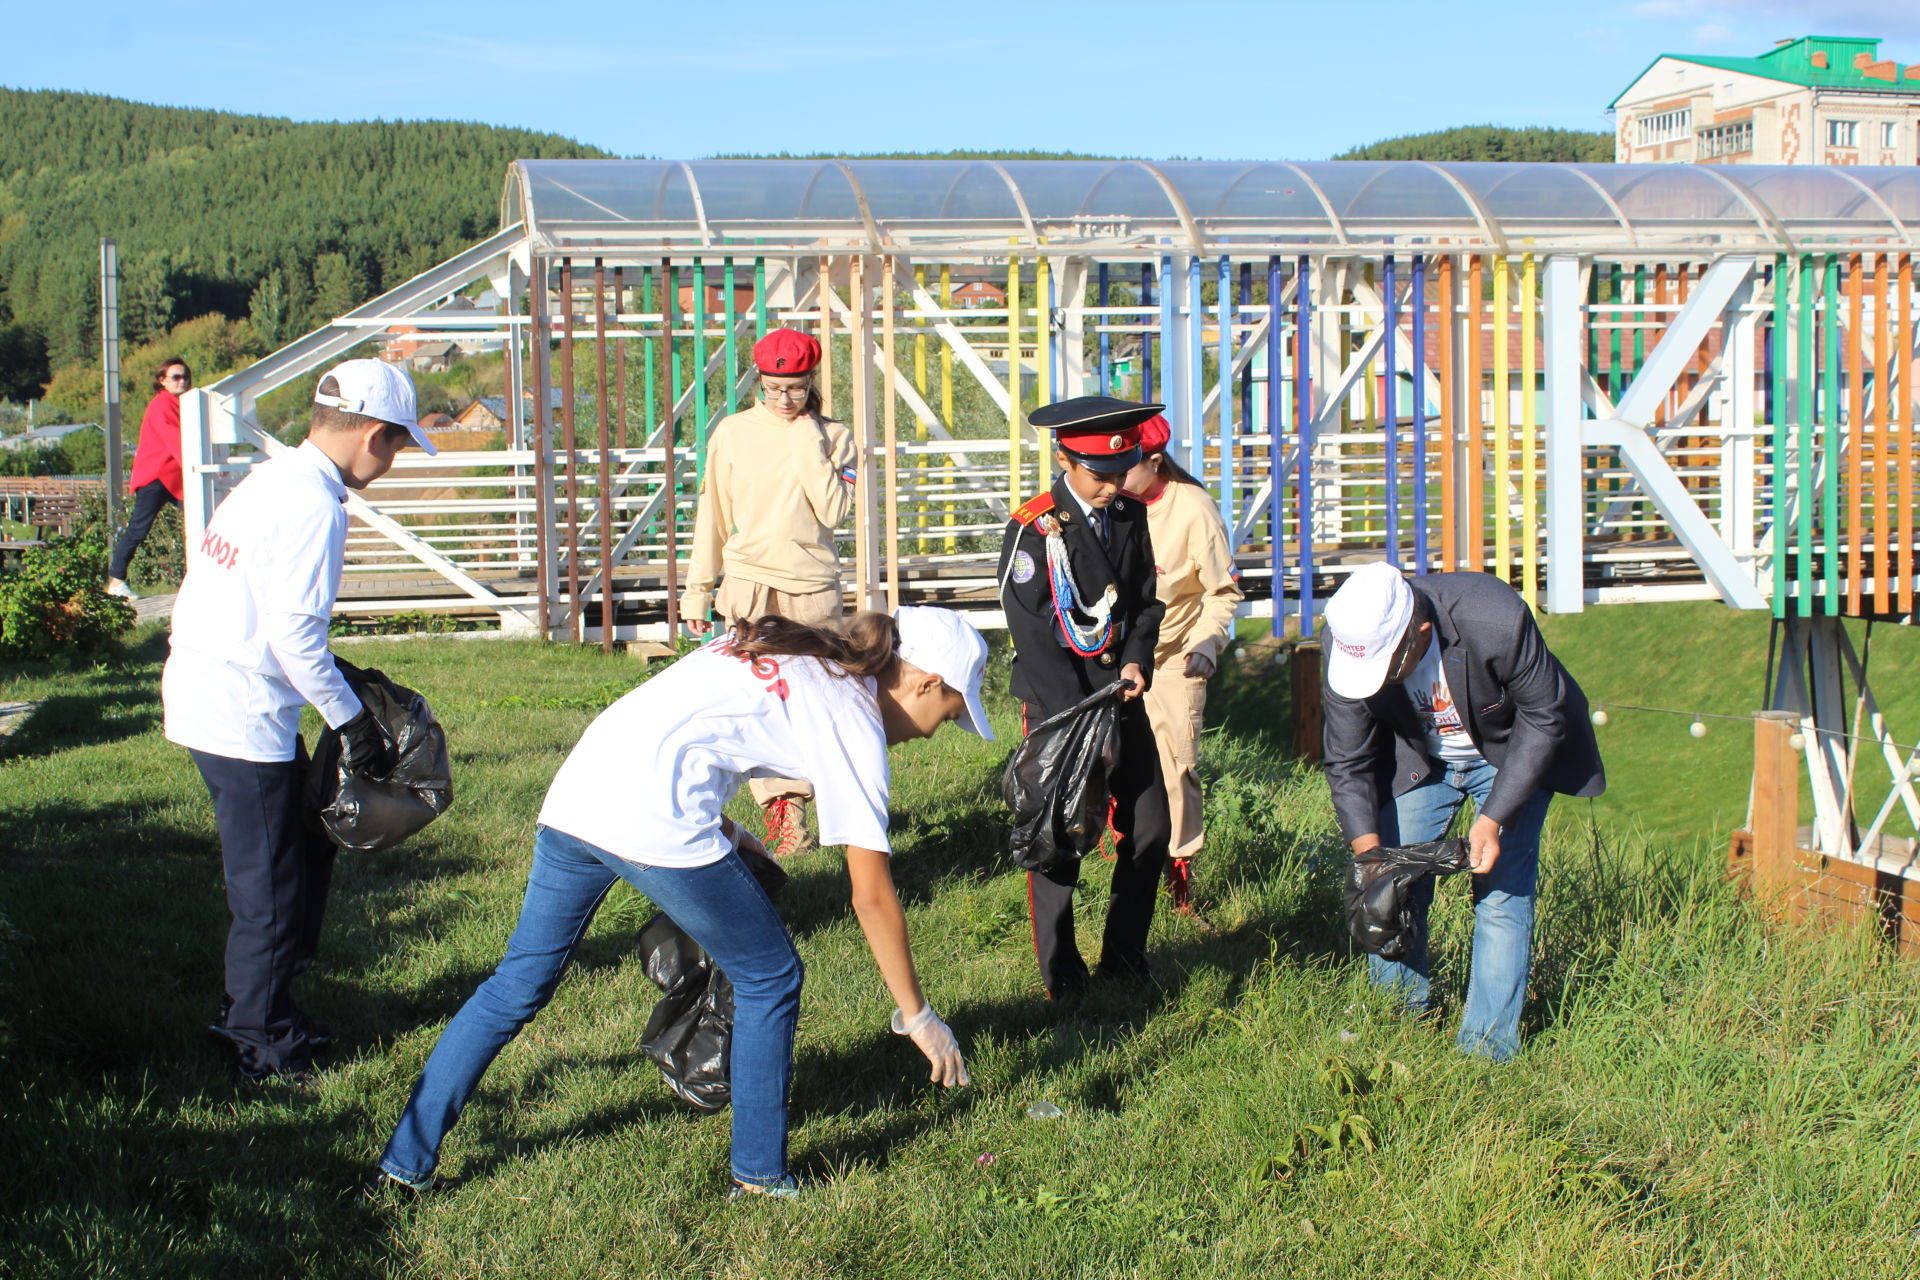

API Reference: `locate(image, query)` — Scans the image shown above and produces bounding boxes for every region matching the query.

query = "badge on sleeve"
[1012,549,1036,584]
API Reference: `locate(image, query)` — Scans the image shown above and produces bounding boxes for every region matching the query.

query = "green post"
[755,257,768,338]
[1819,255,1841,617]
[1771,256,1788,619]
[668,261,684,438]
[1795,255,1815,615]
[693,257,709,481]
[723,256,738,420]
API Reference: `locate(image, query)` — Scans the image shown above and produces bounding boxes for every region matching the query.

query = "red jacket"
[128,391,183,499]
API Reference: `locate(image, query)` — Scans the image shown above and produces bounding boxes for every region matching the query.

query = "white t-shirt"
[163,441,363,762]
[1406,640,1484,765]
[538,634,892,867]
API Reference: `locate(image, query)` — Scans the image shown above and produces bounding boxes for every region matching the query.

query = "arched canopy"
[504,158,1920,259]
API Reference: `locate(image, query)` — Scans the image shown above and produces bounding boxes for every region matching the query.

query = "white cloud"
[1692,21,1735,43]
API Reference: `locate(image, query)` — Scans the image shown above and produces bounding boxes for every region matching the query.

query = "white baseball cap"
[894,606,994,740]
[1323,561,1416,699]
[313,358,439,456]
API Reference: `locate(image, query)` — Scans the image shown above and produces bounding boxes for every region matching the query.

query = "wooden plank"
[1899,254,1914,615]
[1750,711,1802,916]
[1465,254,1485,572]
[1290,641,1323,761]
[1873,254,1892,615]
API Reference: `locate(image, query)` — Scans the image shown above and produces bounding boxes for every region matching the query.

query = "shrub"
[0,537,137,661]
[74,489,184,590]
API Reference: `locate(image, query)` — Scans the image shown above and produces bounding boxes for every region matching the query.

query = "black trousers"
[1025,697,1171,998]
[190,746,336,1073]
[109,479,178,580]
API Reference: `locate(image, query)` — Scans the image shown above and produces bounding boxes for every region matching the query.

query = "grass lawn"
[2,608,1916,1279]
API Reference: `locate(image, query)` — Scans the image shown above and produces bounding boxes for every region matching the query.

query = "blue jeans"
[380,826,803,1187]
[1366,758,1551,1063]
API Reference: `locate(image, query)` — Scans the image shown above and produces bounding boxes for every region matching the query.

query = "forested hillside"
[0,88,607,400]
[1333,124,1613,163]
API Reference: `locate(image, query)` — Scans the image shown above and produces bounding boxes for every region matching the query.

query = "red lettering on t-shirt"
[199,529,239,569]
[713,639,791,701]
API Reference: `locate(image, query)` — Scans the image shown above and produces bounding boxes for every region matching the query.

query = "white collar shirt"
[162,441,363,761]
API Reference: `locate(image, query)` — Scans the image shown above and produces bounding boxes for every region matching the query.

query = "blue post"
[1141,262,1156,401]
[1186,252,1204,482]
[1267,254,1284,637]
[1239,262,1254,431]
[1047,263,1060,402]
[1217,254,1235,526]
[1411,254,1430,572]
[1383,255,1400,568]
[1297,255,1315,636]
[1098,262,1112,395]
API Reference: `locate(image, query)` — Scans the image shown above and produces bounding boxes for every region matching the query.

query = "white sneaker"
[105,579,140,601]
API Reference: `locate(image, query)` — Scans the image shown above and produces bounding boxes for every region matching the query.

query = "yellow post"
[1008,252,1022,510]
[1036,253,1052,489]
[1520,253,1539,610]
[941,264,956,554]
[1493,255,1511,581]
[913,264,929,443]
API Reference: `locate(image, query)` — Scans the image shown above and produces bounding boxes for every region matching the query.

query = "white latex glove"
[890,1004,970,1087]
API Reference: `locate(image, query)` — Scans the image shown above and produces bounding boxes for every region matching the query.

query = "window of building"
[1826,119,1859,148]
[1883,121,1898,150]
[1698,119,1754,159]
[1635,108,1692,148]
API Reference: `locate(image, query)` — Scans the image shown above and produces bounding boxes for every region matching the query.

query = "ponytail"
[1152,451,1206,489]
[728,610,898,679]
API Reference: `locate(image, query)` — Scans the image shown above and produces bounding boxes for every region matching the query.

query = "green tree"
[120,252,177,344]
[1333,125,1613,163]
[309,252,369,327]
[248,269,293,349]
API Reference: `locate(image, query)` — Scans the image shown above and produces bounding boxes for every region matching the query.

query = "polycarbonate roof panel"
[507,159,1920,253]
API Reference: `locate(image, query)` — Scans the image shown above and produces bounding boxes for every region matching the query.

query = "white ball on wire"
[1788,733,1806,751]
[1689,720,1708,739]
[1591,710,1609,726]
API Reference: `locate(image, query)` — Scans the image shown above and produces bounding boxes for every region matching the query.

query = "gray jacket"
[1321,572,1605,841]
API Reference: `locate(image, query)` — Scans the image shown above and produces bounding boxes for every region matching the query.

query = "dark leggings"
[109,480,178,580]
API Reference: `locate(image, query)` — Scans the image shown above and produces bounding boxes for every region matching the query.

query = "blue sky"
[10,1,1920,159]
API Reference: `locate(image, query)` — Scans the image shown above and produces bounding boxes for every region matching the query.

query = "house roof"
[1611,36,1919,108]
[0,422,101,451]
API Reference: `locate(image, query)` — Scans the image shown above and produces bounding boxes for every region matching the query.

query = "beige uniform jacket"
[1141,478,1244,670]
[682,403,857,618]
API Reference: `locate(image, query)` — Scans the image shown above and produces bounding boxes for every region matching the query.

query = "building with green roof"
[1610,35,1920,165]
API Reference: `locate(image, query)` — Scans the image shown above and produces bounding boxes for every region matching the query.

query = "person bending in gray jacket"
[1320,563,1604,1062]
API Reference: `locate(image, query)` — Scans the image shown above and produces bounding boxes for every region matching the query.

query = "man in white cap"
[163,358,437,1082]
[1320,563,1604,1062]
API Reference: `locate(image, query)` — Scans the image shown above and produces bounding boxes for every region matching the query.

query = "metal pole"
[594,258,615,652]
[1295,255,1315,636]
[1097,262,1111,394]
[1141,262,1156,402]
[1217,254,1234,525]
[99,239,122,530]
[1267,254,1284,637]
[1383,254,1400,568]
[560,260,582,641]
[530,259,556,639]
[1412,255,1429,571]
[663,259,681,635]
[1541,254,1585,614]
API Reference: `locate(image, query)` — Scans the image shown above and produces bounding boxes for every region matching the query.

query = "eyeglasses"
[1383,619,1425,684]
[762,386,810,402]
[162,374,190,383]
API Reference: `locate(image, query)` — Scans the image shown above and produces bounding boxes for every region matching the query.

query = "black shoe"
[212,1000,334,1049]
[363,1170,447,1204]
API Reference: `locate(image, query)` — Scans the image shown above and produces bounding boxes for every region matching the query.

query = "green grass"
[2,611,1917,1279]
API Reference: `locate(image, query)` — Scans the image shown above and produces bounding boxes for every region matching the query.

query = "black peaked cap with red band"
[1029,396,1163,473]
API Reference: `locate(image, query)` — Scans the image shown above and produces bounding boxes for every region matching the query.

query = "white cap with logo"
[1323,561,1415,700]
[313,358,439,456]
[893,605,994,740]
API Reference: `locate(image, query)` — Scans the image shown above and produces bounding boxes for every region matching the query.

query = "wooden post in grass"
[1291,641,1323,761]
[1750,710,1802,916]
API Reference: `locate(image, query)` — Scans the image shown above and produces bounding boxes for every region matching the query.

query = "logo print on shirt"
[1410,682,1465,737]
[200,529,239,569]
[712,636,790,701]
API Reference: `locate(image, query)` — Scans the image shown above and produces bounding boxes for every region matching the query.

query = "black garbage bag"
[308,659,454,852]
[1000,685,1124,873]
[1343,838,1472,960]
[637,841,789,1112]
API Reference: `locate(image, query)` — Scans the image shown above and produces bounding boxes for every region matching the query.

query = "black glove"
[339,706,394,778]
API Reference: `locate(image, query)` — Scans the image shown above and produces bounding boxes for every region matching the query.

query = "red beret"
[753,328,821,375]
[1135,414,1171,454]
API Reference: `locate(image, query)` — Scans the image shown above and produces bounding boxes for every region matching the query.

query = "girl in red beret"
[682,328,856,858]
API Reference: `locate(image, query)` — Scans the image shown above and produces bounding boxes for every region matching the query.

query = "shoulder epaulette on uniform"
[1011,493,1056,526]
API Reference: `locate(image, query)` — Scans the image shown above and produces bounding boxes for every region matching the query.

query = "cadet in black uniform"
[996,397,1172,999]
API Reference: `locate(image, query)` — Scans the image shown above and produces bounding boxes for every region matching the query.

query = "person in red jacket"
[107,357,191,600]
